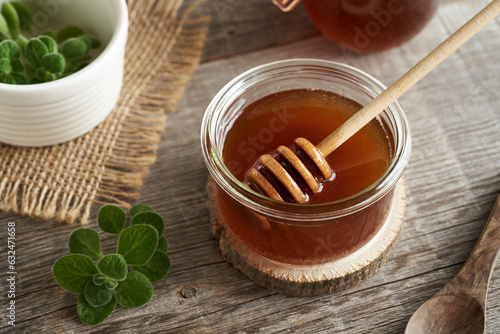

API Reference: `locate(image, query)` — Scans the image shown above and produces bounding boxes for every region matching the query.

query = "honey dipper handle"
[316,0,500,156]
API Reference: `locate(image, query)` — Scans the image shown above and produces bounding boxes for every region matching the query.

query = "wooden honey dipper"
[247,0,500,203]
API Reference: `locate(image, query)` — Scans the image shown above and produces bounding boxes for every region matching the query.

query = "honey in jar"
[302,0,439,52]
[201,60,411,266]
[217,89,393,264]
[224,89,391,204]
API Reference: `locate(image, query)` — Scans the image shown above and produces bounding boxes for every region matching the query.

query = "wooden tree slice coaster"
[207,177,407,296]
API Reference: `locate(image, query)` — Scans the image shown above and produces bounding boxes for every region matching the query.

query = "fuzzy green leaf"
[105,279,119,291]
[29,76,43,84]
[130,204,154,218]
[117,225,158,266]
[44,72,56,82]
[2,72,16,84]
[15,73,27,84]
[131,211,165,237]
[79,34,101,49]
[39,35,58,53]
[114,271,153,307]
[41,53,65,74]
[53,254,98,294]
[97,254,127,281]
[1,2,19,37]
[84,281,114,307]
[131,250,171,283]
[4,72,25,84]
[98,205,127,235]
[0,13,12,40]
[93,273,106,286]
[25,37,48,68]
[57,25,84,42]
[68,228,103,261]
[0,58,10,73]
[77,294,116,326]
[10,58,23,73]
[61,37,88,59]
[157,236,168,252]
[0,40,20,60]
[11,2,32,32]
[35,67,46,80]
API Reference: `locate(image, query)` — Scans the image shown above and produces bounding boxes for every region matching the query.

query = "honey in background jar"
[302,0,439,52]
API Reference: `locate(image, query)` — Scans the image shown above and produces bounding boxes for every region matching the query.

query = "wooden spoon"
[405,193,500,333]
[247,0,500,203]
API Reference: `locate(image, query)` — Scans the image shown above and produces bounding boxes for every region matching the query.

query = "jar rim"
[201,59,411,222]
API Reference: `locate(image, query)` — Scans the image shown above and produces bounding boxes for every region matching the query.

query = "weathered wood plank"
[1,0,500,333]
[182,0,320,61]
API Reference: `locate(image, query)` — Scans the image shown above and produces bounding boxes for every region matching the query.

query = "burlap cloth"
[0,0,210,223]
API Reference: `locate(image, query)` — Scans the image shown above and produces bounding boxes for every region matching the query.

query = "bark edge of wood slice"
[207,176,406,296]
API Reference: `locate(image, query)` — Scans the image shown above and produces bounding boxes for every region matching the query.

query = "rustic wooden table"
[2,0,500,333]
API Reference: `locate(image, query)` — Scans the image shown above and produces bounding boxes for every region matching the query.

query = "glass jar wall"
[201,59,411,264]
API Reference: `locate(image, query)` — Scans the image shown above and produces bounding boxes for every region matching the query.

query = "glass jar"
[301,0,439,52]
[201,59,411,265]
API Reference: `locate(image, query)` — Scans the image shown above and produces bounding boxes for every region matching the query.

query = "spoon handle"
[440,194,500,305]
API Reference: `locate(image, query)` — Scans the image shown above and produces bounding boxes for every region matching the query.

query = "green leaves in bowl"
[0,1,101,84]
[53,204,171,325]
[0,39,25,84]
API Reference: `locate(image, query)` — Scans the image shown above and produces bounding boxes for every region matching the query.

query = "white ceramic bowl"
[0,0,128,147]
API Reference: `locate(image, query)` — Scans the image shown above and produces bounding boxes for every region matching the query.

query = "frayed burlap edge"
[0,0,210,223]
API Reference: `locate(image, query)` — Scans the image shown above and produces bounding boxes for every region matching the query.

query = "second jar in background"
[302,0,439,52]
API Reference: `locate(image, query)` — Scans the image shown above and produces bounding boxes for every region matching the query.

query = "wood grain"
[441,193,500,304]
[1,0,500,333]
[405,193,500,333]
